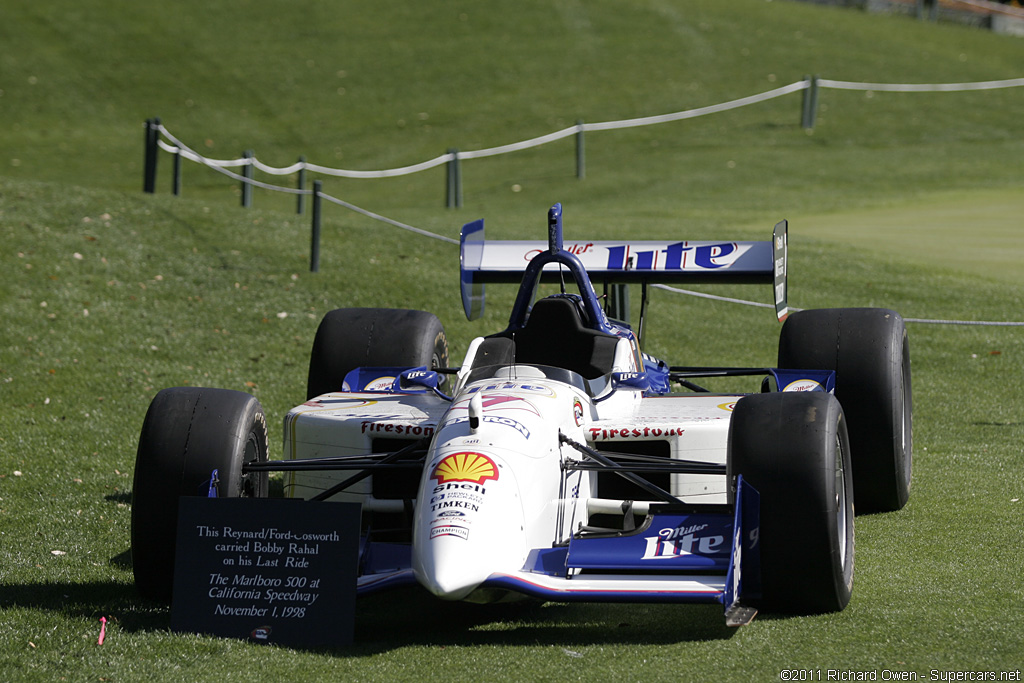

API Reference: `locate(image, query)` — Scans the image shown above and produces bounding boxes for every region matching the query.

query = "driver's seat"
[485,297,619,379]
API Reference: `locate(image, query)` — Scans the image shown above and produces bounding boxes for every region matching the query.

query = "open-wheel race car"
[131,203,912,626]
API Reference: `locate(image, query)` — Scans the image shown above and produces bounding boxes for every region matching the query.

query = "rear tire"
[727,391,854,614]
[306,308,449,400]
[778,308,912,513]
[131,387,269,602]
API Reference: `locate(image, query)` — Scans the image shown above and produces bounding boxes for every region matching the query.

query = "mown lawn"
[2,0,1023,679]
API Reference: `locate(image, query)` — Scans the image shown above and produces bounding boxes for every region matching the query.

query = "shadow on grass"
[347,586,737,653]
[0,579,737,653]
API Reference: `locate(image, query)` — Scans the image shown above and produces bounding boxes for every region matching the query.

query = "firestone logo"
[431,452,499,485]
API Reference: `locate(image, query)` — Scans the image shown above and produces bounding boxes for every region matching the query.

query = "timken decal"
[431,452,500,485]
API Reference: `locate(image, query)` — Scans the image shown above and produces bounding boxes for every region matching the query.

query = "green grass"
[2,0,1024,679]
[784,187,1024,286]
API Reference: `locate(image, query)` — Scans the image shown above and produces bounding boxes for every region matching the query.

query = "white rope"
[318,192,460,245]
[903,317,1024,326]
[582,81,810,132]
[302,153,453,179]
[819,77,1024,92]
[652,283,779,309]
[251,158,305,176]
[157,137,311,195]
[459,126,579,160]
[156,129,250,168]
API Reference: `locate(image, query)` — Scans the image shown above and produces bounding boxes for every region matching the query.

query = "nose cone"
[413,533,492,600]
[414,445,534,602]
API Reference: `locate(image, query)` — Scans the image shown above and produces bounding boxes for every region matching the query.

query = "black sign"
[170,497,360,649]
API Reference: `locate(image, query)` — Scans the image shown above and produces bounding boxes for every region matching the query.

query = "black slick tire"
[727,391,854,614]
[778,308,912,513]
[306,308,449,400]
[131,387,269,602]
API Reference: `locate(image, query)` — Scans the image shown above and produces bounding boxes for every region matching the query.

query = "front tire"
[727,391,854,614]
[131,387,269,602]
[778,308,912,513]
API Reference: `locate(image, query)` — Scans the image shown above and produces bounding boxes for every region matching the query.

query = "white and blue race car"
[131,203,912,625]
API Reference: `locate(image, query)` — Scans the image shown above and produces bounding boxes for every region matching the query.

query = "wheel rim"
[240,431,264,497]
[900,337,912,480]
[835,432,849,569]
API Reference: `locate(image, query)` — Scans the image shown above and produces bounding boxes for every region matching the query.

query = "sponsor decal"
[250,625,272,641]
[444,415,531,439]
[430,484,487,506]
[360,421,435,437]
[300,398,378,408]
[362,377,396,391]
[604,242,741,271]
[717,402,737,412]
[430,524,469,540]
[525,242,595,261]
[590,426,685,440]
[615,371,646,382]
[573,398,584,427]
[641,523,725,560]
[431,452,499,485]
[450,393,542,417]
[404,369,431,382]
[464,383,555,398]
[782,379,823,392]
[437,510,467,519]
[429,498,480,514]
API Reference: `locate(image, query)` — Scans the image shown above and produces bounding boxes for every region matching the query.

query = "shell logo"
[431,452,499,485]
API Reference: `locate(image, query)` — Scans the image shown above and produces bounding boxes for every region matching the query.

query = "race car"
[131,203,912,625]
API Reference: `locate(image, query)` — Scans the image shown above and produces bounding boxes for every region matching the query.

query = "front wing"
[354,478,762,625]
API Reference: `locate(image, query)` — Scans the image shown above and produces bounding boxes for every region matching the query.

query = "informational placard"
[170,497,360,648]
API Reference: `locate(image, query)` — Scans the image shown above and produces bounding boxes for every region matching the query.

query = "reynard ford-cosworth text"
[195,525,340,542]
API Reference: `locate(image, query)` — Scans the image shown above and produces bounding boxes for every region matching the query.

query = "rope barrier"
[159,133,457,243]
[153,81,814,176]
[152,75,1022,180]
[158,139,311,195]
[150,139,1024,325]
[143,75,1024,326]
[318,193,460,245]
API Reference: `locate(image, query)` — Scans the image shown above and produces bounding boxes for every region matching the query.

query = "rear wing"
[460,211,788,322]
